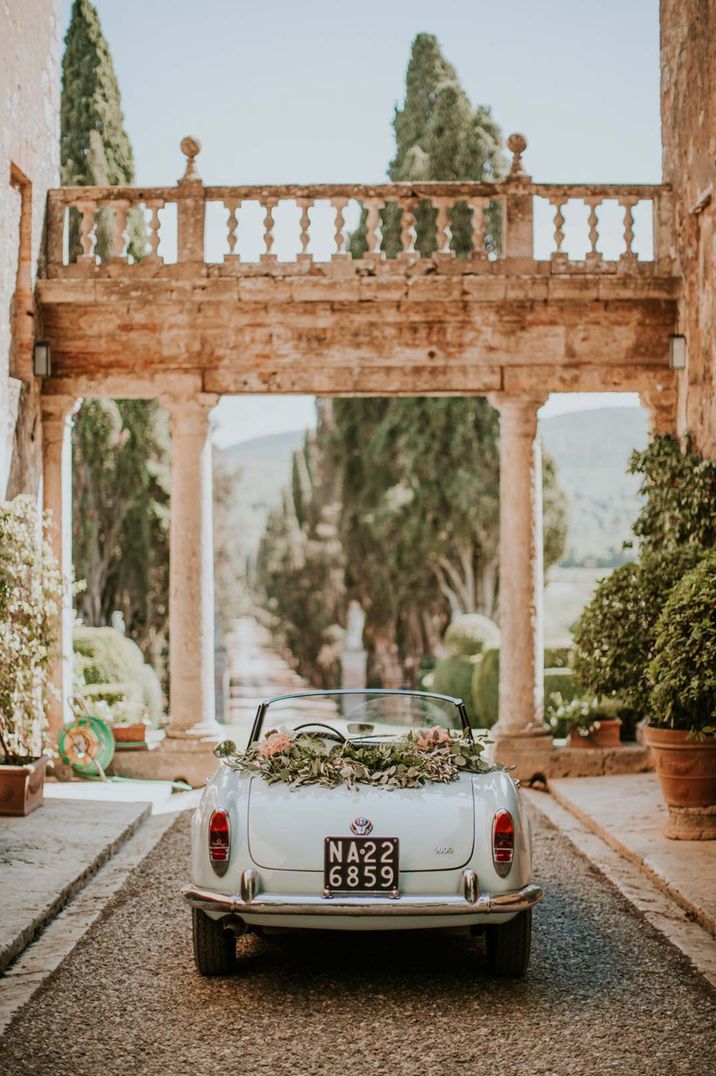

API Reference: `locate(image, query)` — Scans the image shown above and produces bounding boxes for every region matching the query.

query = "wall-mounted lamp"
[669,334,687,370]
[33,340,51,377]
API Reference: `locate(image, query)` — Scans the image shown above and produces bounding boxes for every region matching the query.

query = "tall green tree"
[258,34,567,688]
[61,0,144,260]
[61,1,169,677]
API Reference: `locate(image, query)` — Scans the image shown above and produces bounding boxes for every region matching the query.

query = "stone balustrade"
[44,137,673,276]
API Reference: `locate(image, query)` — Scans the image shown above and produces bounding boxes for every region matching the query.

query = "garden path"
[1,809,713,1075]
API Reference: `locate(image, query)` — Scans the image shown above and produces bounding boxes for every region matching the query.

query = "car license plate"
[324,836,399,896]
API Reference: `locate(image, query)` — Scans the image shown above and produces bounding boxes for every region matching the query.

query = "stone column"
[41,395,80,748]
[488,394,548,740]
[162,393,220,737]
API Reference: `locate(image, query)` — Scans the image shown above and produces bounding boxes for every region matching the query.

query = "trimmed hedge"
[572,548,702,712]
[649,551,716,732]
[472,649,577,728]
[473,646,499,727]
[74,625,163,723]
[444,614,500,657]
[431,653,480,720]
[544,646,571,669]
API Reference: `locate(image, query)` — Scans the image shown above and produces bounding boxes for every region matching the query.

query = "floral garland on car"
[217,726,498,790]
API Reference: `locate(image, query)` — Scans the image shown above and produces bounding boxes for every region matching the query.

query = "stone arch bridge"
[37,136,679,781]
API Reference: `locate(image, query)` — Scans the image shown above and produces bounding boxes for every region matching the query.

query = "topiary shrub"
[472,646,499,728]
[649,551,716,733]
[443,614,500,657]
[572,548,702,713]
[74,626,163,724]
[431,653,480,719]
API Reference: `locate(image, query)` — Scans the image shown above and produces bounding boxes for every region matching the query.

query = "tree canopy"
[257,34,566,687]
[61,0,170,682]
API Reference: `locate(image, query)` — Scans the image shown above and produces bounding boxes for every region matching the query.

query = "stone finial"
[507,132,528,178]
[180,136,202,182]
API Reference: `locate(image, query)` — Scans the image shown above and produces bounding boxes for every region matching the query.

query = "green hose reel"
[58,715,116,777]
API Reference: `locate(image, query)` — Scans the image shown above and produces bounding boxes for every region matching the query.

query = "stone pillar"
[163,393,220,737]
[488,394,548,741]
[41,395,80,748]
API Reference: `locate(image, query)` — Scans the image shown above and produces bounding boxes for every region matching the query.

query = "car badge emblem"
[351,817,373,836]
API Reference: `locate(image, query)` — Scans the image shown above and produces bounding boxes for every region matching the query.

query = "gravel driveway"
[2,808,714,1076]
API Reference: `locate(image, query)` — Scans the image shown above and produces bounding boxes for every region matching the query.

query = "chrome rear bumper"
[181,882,544,918]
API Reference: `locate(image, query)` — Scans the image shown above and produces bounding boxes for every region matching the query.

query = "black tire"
[485,909,532,978]
[192,908,236,977]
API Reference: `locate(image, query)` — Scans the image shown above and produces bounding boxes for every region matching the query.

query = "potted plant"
[0,496,65,816]
[645,551,716,834]
[549,696,622,749]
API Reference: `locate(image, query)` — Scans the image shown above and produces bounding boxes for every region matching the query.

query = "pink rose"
[258,731,294,757]
[415,727,453,751]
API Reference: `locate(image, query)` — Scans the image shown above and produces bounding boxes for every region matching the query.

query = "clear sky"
[60,0,661,444]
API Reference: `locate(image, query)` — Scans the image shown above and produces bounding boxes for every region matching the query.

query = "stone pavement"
[0,794,150,973]
[547,773,716,937]
[1,809,714,1076]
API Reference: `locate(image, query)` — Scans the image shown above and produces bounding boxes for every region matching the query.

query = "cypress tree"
[61,0,144,261]
[61,1,169,682]
[261,34,568,688]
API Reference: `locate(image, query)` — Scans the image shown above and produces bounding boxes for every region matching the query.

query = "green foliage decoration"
[0,497,65,763]
[223,728,496,790]
[649,551,716,733]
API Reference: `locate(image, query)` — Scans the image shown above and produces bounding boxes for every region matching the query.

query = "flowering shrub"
[221,726,496,790]
[0,496,65,764]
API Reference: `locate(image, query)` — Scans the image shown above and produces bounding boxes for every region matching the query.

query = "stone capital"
[488,392,545,437]
[160,392,219,415]
[41,395,81,441]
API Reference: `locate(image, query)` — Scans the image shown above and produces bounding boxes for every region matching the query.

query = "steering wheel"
[293,722,347,744]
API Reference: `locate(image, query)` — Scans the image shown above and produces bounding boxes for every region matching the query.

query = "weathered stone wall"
[0,0,60,498]
[661,0,716,456]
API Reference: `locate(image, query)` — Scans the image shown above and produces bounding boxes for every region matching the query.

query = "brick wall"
[0,0,60,498]
[661,0,716,456]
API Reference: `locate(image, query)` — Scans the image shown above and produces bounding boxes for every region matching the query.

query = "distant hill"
[215,429,306,559]
[539,407,648,565]
[214,406,649,567]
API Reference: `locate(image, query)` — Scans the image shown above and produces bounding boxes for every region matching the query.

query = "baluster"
[399,198,417,259]
[77,202,97,261]
[434,199,452,257]
[261,198,277,261]
[332,198,348,259]
[549,196,568,271]
[618,197,638,269]
[585,196,603,268]
[364,199,383,257]
[225,199,240,259]
[297,198,312,259]
[110,201,129,260]
[469,198,485,259]
[144,199,164,263]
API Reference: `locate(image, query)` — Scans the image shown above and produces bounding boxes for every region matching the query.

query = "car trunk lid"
[247,775,475,872]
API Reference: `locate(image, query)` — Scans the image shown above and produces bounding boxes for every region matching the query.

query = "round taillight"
[209,809,230,876]
[492,809,514,878]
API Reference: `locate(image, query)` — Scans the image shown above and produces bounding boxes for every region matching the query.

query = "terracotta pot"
[644,726,716,808]
[567,719,622,750]
[0,756,47,816]
[112,723,147,745]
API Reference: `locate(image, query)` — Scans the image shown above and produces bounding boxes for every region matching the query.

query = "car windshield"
[252,691,468,742]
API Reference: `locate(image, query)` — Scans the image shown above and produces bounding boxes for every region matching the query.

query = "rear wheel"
[485,909,532,978]
[192,908,236,976]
